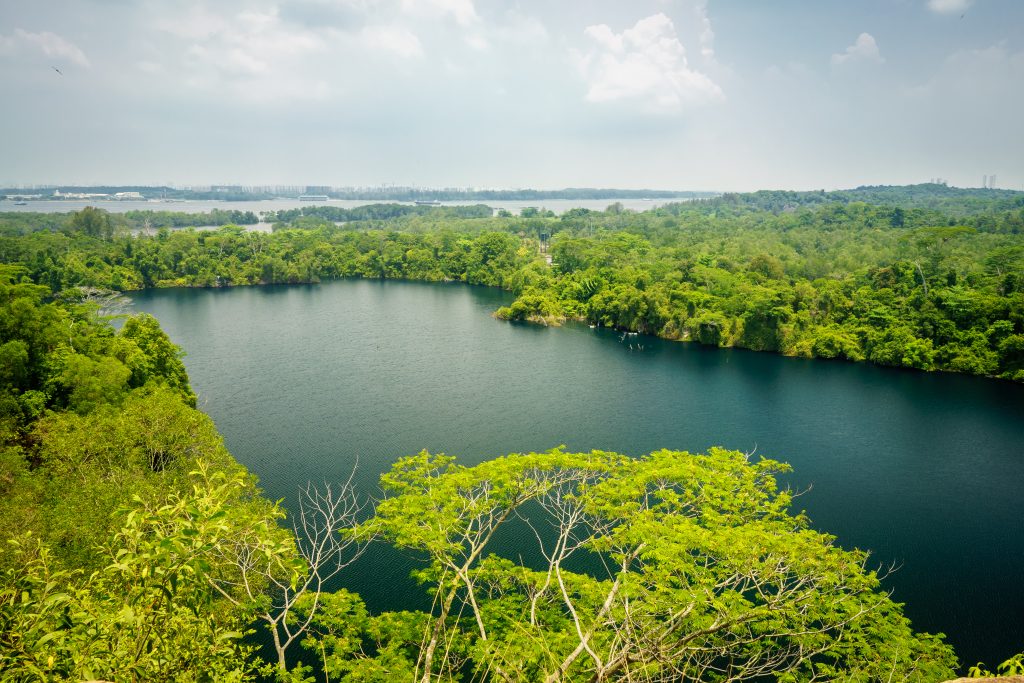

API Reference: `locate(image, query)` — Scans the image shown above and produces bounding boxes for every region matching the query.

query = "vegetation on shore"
[3,184,1024,678]
[0,271,961,679]
[0,268,298,679]
[2,183,1023,381]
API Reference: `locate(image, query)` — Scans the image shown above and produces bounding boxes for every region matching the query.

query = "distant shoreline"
[0,186,718,203]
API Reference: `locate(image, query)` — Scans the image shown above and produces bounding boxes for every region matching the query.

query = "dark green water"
[131,279,1024,669]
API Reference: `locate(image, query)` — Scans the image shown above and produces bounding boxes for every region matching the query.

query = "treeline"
[264,202,494,226]
[0,203,497,237]
[3,197,1023,382]
[0,207,259,236]
[122,208,260,228]
[0,222,530,291]
[501,204,1024,381]
[701,183,1024,217]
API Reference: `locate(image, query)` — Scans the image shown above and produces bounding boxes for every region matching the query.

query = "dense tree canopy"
[10,187,1022,380]
[0,269,298,681]
[2,187,1023,680]
[298,448,957,682]
[0,267,1008,681]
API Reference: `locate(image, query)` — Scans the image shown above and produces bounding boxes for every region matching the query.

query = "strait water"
[0,197,676,217]
[130,279,1024,670]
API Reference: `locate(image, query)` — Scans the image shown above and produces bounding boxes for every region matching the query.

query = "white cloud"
[400,0,478,27]
[574,13,724,112]
[153,5,332,100]
[0,29,90,67]
[491,9,548,45]
[927,0,974,14]
[154,4,232,41]
[831,32,884,66]
[584,24,623,53]
[360,24,423,58]
[693,0,715,59]
[464,32,488,50]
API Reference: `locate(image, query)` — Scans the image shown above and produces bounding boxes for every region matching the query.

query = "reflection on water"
[131,279,1024,668]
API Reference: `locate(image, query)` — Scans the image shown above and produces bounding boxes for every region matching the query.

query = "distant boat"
[415,200,442,206]
[13,201,28,205]
[299,194,329,201]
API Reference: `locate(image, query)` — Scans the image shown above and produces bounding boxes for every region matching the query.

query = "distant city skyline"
[1,0,1022,191]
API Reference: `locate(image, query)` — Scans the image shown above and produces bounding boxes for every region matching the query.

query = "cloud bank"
[0,28,90,67]
[574,13,723,112]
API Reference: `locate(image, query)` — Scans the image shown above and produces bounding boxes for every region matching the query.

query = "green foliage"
[302,448,958,682]
[30,388,243,569]
[68,206,116,240]
[297,590,429,682]
[0,464,281,682]
[1,190,1022,679]
[704,184,1024,219]
[494,200,1022,379]
[0,268,197,432]
[968,652,1024,678]
[120,313,197,405]
[123,207,260,228]
[0,281,291,680]
[4,191,1023,380]
[266,202,493,225]
[495,287,562,324]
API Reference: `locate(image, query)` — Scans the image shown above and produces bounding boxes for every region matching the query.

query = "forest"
[2,187,1024,680]
[0,269,963,681]
[2,184,1023,382]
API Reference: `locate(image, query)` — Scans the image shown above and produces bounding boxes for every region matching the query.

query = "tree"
[0,464,292,682]
[311,448,957,682]
[69,206,115,240]
[207,470,371,675]
[119,313,197,406]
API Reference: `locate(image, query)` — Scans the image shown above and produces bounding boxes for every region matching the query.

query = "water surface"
[1,197,675,216]
[131,279,1024,669]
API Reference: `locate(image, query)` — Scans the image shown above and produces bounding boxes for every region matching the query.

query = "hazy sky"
[1,0,1022,191]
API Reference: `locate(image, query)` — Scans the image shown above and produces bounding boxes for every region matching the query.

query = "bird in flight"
[52,66,63,76]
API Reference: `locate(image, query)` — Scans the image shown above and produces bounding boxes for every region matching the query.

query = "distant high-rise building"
[990,174,997,189]
[983,174,989,189]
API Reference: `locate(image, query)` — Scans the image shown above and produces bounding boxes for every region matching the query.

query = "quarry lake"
[130,278,1024,668]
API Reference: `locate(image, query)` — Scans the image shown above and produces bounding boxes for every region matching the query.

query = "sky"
[1,0,1022,191]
